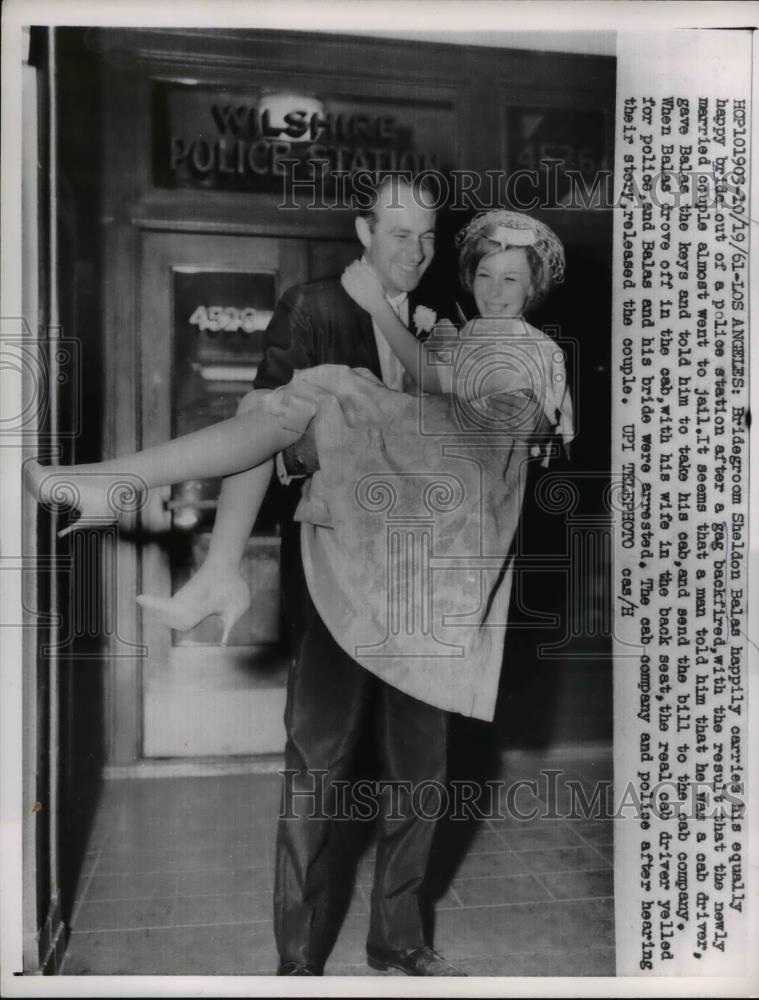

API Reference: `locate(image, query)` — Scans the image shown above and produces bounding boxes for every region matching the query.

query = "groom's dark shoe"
[366,944,465,976]
[276,959,321,975]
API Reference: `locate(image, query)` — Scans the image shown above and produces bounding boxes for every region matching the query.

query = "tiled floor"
[62,746,614,977]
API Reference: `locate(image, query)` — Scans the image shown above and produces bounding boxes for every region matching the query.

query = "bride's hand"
[341,260,387,315]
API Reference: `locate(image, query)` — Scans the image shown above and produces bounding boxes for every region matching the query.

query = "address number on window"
[189,305,259,334]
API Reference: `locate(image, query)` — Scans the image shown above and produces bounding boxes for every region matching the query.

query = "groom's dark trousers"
[254,277,450,969]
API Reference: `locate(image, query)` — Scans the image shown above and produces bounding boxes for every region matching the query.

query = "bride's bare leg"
[136,389,279,644]
[136,459,272,643]
[24,386,319,536]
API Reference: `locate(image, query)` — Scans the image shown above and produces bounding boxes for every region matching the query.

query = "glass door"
[139,231,306,757]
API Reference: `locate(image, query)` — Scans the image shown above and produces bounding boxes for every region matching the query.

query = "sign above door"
[151,81,456,201]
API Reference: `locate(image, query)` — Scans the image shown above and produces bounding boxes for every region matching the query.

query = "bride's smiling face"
[472,248,534,318]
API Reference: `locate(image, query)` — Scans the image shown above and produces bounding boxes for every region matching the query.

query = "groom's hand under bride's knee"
[282,419,319,477]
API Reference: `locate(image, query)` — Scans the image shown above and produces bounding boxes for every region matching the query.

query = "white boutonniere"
[413,305,437,334]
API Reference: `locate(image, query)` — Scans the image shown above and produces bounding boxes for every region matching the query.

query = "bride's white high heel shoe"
[136,574,251,646]
[23,459,145,537]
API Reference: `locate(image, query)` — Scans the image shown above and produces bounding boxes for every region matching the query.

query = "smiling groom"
[240,174,463,976]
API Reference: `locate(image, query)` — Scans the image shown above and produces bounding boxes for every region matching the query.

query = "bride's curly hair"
[456,210,565,312]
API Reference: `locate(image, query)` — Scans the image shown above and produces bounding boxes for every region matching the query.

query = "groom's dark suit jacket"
[253,275,453,645]
[255,276,426,389]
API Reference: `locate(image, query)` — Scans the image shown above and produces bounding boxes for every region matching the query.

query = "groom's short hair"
[354,173,437,230]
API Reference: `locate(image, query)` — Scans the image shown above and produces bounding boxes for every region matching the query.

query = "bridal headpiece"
[455,210,566,284]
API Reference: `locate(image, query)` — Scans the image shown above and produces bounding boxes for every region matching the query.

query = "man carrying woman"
[27,176,570,976]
